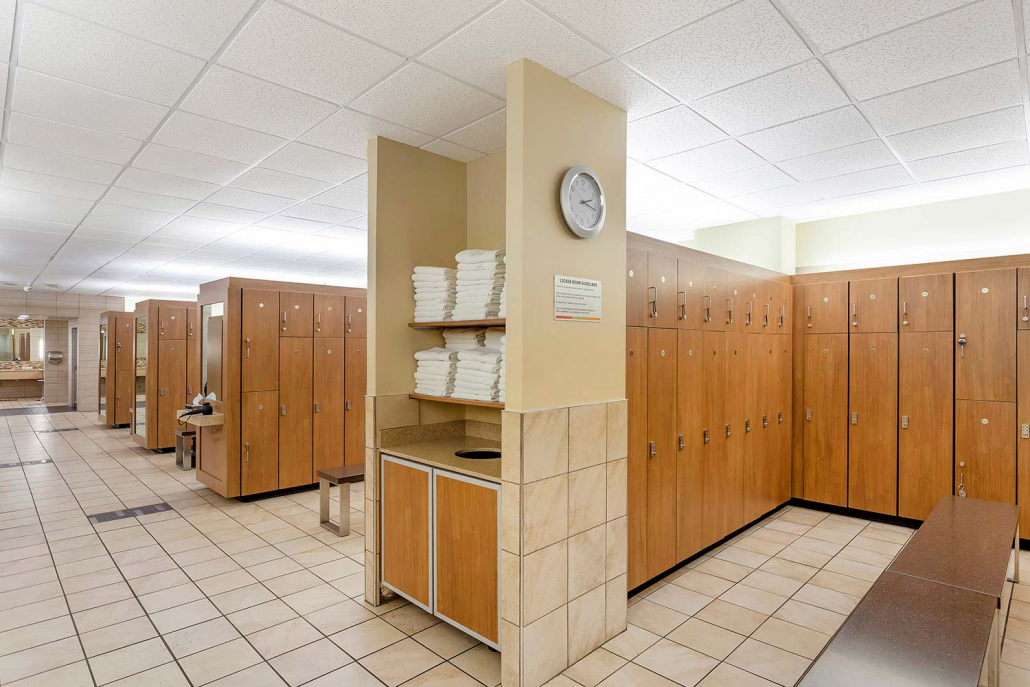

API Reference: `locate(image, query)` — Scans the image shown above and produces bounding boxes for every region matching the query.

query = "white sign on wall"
[554,275,602,323]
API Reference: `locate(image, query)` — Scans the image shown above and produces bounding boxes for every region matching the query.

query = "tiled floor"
[1,410,1028,687]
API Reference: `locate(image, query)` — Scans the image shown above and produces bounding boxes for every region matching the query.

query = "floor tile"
[752,617,830,660]
[359,637,443,687]
[0,615,77,657]
[305,662,383,687]
[163,617,241,658]
[602,624,662,660]
[725,638,809,686]
[598,660,679,687]
[696,663,778,687]
[205,661,287,686]
[305,598,376,634]
[648,584,714,616]
[667,617,746,661]
[773,599,847,636]
[88,637,172,685]
[247,617,322,659]
[718,584,787,615]
[694,600,767,636]
[635,638,719,687]
[3,660,95,687]
[450,644,502,686]
[413,621,480,660]
[330,618,406,659]
[150,598,223,634]
[671,570,735,598]
[104,662,190,686]
[382,603,441,634]
[179,637,264,685]
[0,635,83,683]
[79,616,157,658]
[564,647,626,686]
[792,582,860,615]
[268,637,352,686]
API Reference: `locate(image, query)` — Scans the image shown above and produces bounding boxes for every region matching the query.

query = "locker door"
[187,306,198,340]
[313,338,345,476]
[702,332,727,544]
[158,306,186,340]
[774,336,792,506]
[955,400,1016,504]
[1019,268,1030,330]
[281,291,314,337]
[734,275,757,333]
[115,316,134,371]
[157,339,186,449]
[627,248,649,327]
[242,289,279,393]
[899,273,952,332]
[646,328,677,578]
[848,333,897,515]
[849,278,897,333]
[744,335,766,523]
[115,370,133,425]
[755,280,773,334]
[344,338,367,466]
[345,296,367,338]
[677,330,704,561]
[676,258,703,330]
[186,335,199,403]
[279,338,313,489]
[899,332,953,520]
[626,327,648,589]
[723,333,747,533]
[955,269,1016,402]
[1018,332,1030,534]
[702,268,727,332]
[648,253,677,329]
[803,282,848,334]
[774,282,792,334]
[314,294,346,338]
[803,334,848,506]
[242,391,279,495]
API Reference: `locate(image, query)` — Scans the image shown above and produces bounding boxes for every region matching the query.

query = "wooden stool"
[174,428,196,470]
[317,465,365,536]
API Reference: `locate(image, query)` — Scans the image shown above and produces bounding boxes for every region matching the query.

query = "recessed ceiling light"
[16,314,30,321]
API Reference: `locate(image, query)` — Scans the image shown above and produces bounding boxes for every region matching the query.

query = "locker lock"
[1022,424,1030,439]
[762,415,768,428]
[958,333,967,358]
[725,424,732,438]
[851,412,857,425]
[678,434,685,450]
[902,415,909,429]
[805,409,812,421]
[648,441,657,459]
[703,429,710,445]
[778,411,783,424]
[745,419,751,433]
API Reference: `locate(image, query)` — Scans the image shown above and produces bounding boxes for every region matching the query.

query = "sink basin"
[455,448,501,460]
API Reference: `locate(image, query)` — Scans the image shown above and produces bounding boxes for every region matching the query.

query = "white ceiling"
[1,0,1030,299]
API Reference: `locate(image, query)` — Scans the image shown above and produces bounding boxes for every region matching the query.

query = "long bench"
[799,496,1020,687]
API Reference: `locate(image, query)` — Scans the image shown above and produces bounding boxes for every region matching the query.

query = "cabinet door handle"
[1023,295,1029,323]
[726,297,734,324]
[648,286,658,318]
[851,412,858,424]
[678,434,685,450]
[902,301,908,326]
[245,338,251,358]
[806,306,812,328]
[346,400,352,411]
[244,442,250,462]
[316,313,321,332]
[746,300,753,326]
[763,303,769,327]
[160,388,165,397]
[851,303,858,327]
[188,386,193,395]
[347,314,352,332]
[957,471,966,498]
[779,305,785,328]
[958,333,967,358]
[315,403,321,413]
[678,291,686,320]
[280,405,286,416]
[703,429,710,444]
[648,441,656,458]
[704,295,712,322]
[282,311,287,331]
[160,320,165,334]
[806,408,812,421]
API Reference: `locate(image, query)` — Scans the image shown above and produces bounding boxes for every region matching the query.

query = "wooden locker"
[626,327,648,588]
[627,248,649,328]
[849,278,897,333]
[803,334,848,506]
[1019,268,1030,330]
[345,296,367,338]
[848,333,898,515]
[702,268,727,332]
[158,306,186,340]
[646,328,677,578]
[242,391,279,495]
[734,275,758,333]
[744,335,767,523]
[955,400,1016,504]
[899,332,953,521]
[899,273,952,332]
[115,316,134,371]
[279,338,313,489]
[702,332,727,545]
[1018,332,1030,534]
[648,253,677,329]
[157,339,186,450]
[955,269,1016,402]
[313,338,345,476]
[755,279,773,334]
[115,370,133,425]
[314,294,346,338]
[242,289,279,393]
[344,338,367,466]
[676,258,703,330]
[187,306,197,341]
[281,291,314,337]
[802,281,848,334]
[676,330,704,561]
[186,334,199,403]
[773,336,792,506]
[723,332,747,533]
[773,281,791,334]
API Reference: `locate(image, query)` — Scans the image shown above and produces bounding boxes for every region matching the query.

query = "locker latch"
[703,429,710,445]
[726,297,734,325]
[280,405,286,416]
[902,301,908,326]
[746,300,753,326]
[902,415,909,429]
[704,295,712,323]
[1022,423,1030,439]
[763,303,769,327]
[805,409,812,421]
[244,442,250,462]
[245,338,251,358]
[315,403,321,413]
[745,419,751,433]
[762,415,768,428]
[725,424,732,438]
[806,306,812,328]
[778,411,783,424]
[346,400,352,411]
[851,412,857,425]
[678,292,686,320]
[851,303,858,327]
[159,388,165,397]
[1023,295,1029,323]
[957,468,966,498]
[778,305,785,328]
[648,287,658,319]
[678,434,685,450]
[648,441,657,458]
[958,333,966,358]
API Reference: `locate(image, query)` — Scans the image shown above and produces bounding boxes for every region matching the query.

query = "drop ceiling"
[1,0,1029,298]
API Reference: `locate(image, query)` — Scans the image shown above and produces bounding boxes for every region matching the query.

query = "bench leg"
[1014,521,1021,584]
[339,483,351,537]
[320,479,349,537]
[175,435,184,470]
[988,606,1001,687]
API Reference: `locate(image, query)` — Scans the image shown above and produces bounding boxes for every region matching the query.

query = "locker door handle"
[188,387,193,395]
[901,415,909,429]
[648,441,656,458]
[678,434,685,450]
[1023,295,1029,322]
[763,303,769,327]
[745,419,751,433]
[117,342,122,350]
[778,305,785,328]
[746,300,753,326]
[703,429,710,444]
[902,301,908,326]
[778,411,783,424]
[282,311,287,331]
[346,400,352,411]
[315,403,321,413]
[160,321,165,334]
[958,333,967,358]
[245,338,251,358]
[806,409,812,421]
[726,298,733,324]
[280,405,286,416]
[677,291,686,320]
[806,306,812,328]
[957,471,966,498]
[316,313,321,332]
[648,287,658,318]
[244,442,250,462]
[160,388,165,397]
[347,314,352,332]
[704,295,712,322]
[725,424,732,438]
[851,303,858,327]
[851,412,857,424]
[762,415,768,428]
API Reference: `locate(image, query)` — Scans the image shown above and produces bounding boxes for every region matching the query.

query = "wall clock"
[560,165,605,239]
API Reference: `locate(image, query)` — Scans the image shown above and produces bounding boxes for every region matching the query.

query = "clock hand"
[579,200,596,210]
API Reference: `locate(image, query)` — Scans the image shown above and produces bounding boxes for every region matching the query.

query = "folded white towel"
[413,266,457,276]
[416,363,456,374]
[443,328,485,341]
[456,372,500,386]
[457,262,505,272]
[414,282,455,291]
[459,361,500,373]
[456,248,505,264]
[458,348,503,364]
[485,328,505,349]
[453,308,500,317]
[414,309,453,317]
[452,389,499,402]
[412,274,456,283]
[415,387,452,397]
[456,275,505,284]
[413,349,454,364]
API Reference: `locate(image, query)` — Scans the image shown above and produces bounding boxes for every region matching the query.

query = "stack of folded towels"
[498,255,507,319]
[453,249,505,321]
[412,266,456,323]
[453,347,503,402]
[413,347,457,397]
[442,327,484,350]
[497,334,506,403]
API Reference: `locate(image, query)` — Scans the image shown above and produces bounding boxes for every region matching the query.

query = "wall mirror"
[202,303,223,400]
[0,326,44,362]
[99,324,108,420]
[135,317,147,438]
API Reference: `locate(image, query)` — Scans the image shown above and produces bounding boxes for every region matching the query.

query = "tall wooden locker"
[1019,268,1030,330]
[158,306,186,340]
[626,327,648,589]
[676,258,703,330]
[773,281,791,333]
[157,339,186,450]
[187,307,197,341]
[242,391,279,495]
[186,333,199,403]
[279,338,313,489]
[676,330,704,561]
[281,291,314,337]
[313,338,345,476]
[898,332,953,520]
[627,249,648,328]
[955,400,1016,504]
[314,294,346,338]
[745,336,770,523]
[848,333,897,515]
[955,269,1016,402]
[345,296,367,338]
[242,289,279,393]
[702,268,727,332]
[646,328,677,578]
[344,338,367,466]
[803,334,848,506]
[773,337,792,506]
[802,282,848,334]
[734,275,757,333]
[899,274,952,332]
[849,278,897,333]
[647,254,677,329]
[1018,331,1030,534]
[723,333,747,534]
[702,332,728,545]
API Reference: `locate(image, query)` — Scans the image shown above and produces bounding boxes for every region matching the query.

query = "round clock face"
[560,166,605,239]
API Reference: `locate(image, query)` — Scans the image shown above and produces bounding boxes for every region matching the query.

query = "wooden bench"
[317,465,364,536]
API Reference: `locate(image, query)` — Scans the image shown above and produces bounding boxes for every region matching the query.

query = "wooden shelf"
[409,393,503,409]
[409,319,505,329]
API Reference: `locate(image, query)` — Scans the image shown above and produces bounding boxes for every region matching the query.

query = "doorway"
[70,327,78,409]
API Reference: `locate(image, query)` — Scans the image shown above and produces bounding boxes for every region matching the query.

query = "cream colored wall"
[679,216,796,274]
[468,151,506,250]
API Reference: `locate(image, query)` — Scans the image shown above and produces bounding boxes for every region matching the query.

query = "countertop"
[0,369,44,380]
[382,435,501,483]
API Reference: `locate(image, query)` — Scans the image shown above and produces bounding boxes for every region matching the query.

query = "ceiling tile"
[308,186,367,212]
[624,0,811,101]
[8,112,142,165]
[0,216,77,235]
[626,165,713,216]
[0,0,13,61]
[116,168,220,202]
[261,142,366,183]
[167,215,241,237]
[231,168,332,200]
[350,63,503,137]
[301,108,434,159]
[809,164,914,198]
[102,187,195,214]
[649,139,765,183]
[627,106,727,161]
[889,106,1026,162]
[133,144,249,185]
[3,143,122,185]
[81,215,163,236]
[443,110,506,154]
[0,187,93,224]
[921,164,1030,201]
[76,226,149,243]
[631,200,756,236]
[344,174,367,191]
[739,106,875,161]
[420,0,607,98]
[732,183,825,212]
[91,202,178,226]
[825,0,1016,101]
[692,165,796,197]
[153,111,286,165]
[205,187,296,213]
[341,213,367,229]
[318,225,367,242]
[257,216,331,234]
[421,139,483,163]
[908,139,1030,182]
[691,60,849,135]
[62,236,135,259]
[218,1,404,104]
[280,203,362,224]
[778,139,898,182]
[781,185,929,222]
[18,4,205,106]
[571,61,679,122]
[1,168,107,201]
[187,203,267,225]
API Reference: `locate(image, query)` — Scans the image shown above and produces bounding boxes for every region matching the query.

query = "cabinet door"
[849,278,897,333]
[734,275,757,334]
[157,339,186,449]
[723,333,746,533]
[187,306,198,341]
[744,336,768,523]
[702,268,727,332]
[1019,268,1030,330]
[1018,332,1030,534]
[955,269,1016,402]
[186,335,199,403]
[803,282,848,334]
[899,332,953,520]
[242,289,279,393]
[899,273,952,332]
[345,296,367,338]
[848,333,897,515]
[774,282,792,334]
[281,291,314,337]
[648,253,677,329]
[434,471,499,646]
[158,306,186,340]
[115,370,133,425]
[676,330,704,561]
[344,338,367,466]
[646,328,677,578]
[314,294,346,338]
[115,316,134,371]
[279,338,313,489]
[676,258,703,330]
[382,455,432,610]
[755,280,773,334]
[773,336,792,506]
[955,400,1016,504]
[242,391,278,495]
[803,334,848,506]
[627,248,648,328]
[701,332,727,545]
[313,338,345,475]
[626,327,648,589]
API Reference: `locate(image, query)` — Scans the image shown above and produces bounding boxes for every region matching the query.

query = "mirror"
[0,326,44,362]
[135,317,147,438]
[201,303,223,400]
[99,324,107,420]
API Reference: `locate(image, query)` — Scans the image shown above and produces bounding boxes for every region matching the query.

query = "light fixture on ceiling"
[17,285,30,321]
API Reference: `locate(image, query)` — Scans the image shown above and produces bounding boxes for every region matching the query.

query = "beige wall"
[468,151,506,251]
[680,216,796,274]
